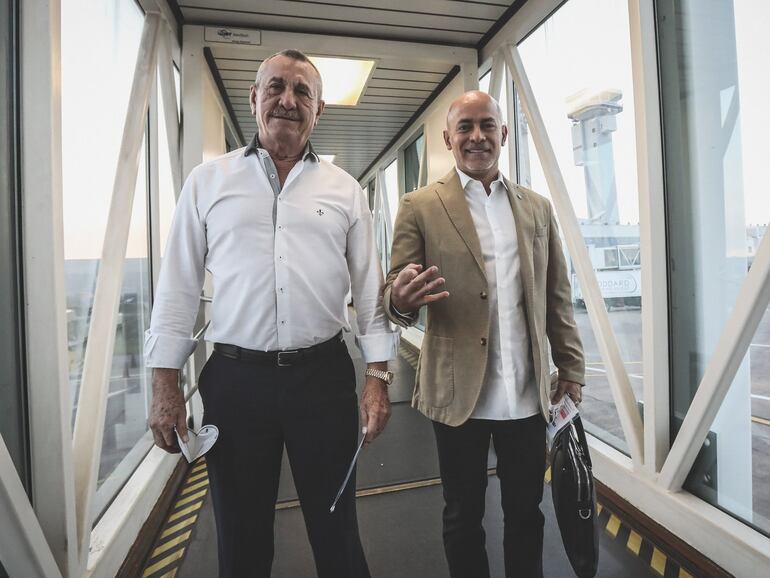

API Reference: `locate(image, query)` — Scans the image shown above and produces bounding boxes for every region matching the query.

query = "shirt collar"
[455,167,506,192]
[243,133,319,162]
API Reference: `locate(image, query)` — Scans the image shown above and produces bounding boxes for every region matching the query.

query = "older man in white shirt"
[146,49,398,578]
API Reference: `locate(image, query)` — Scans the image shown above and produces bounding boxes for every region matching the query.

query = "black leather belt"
[214,331,344,367]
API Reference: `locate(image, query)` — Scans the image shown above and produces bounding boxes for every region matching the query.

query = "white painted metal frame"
[502,42,645,466]
[0,437,62,578]
[70,11,161,568]
[19,0,79,575]
[158,24,182,200]
[628,0,670,474]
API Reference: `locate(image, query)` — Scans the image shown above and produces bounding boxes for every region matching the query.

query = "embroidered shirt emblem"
[316,209,325,216]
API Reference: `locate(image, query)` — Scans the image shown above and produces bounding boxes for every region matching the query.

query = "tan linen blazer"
[383,170,584,426]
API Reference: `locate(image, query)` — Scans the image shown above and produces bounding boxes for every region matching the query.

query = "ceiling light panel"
[309,56,375,106]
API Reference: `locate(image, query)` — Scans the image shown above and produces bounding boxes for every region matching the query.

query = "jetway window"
[158,70,177,258]
[658,0,770,537]
[384,158,400,230]
[403,132,424,193]
[367,178,375,213]
[515,0,642,454]
[61,0,153,515]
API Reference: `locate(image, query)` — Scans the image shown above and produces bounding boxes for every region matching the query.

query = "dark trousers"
[198,340,370,578]
[432,414,546,578]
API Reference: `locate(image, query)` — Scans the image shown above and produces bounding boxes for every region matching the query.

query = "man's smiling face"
[443,91,507,180]
[250,55,324,152]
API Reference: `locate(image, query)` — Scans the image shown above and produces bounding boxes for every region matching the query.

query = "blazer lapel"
[504,176,536,311]
[435,170,485,277]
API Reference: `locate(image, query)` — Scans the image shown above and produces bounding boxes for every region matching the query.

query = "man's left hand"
[359,377,391,444]
[551,379,582,405]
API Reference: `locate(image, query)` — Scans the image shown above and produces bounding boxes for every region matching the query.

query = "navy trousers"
[198,339,370,578]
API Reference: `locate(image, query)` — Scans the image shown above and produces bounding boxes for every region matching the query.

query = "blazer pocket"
[535,224,548,237]
[418,334,455,408]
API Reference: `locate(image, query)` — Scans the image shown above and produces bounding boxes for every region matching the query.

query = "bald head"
[443,90,508,187]
[446,91,503,129]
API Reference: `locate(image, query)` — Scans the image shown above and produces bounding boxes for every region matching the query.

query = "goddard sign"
[572,270,641,300]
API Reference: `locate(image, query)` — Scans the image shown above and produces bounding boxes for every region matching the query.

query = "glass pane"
[404,133,424,193]
[0,0,28,490]
[516,0,642,453]
[367,178,375,213]
[158,70,177,258]
[658,0,770,535]
[61,0,150,513]
[384,159,400,230]
[96,136,153,495]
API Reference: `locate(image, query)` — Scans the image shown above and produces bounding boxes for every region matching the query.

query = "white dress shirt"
[145,138,399,369]
[457,169,540,420]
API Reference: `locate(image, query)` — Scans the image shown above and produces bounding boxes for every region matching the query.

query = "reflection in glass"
[516,0,642,453]
[61,0,152,518]
[658,0,770,536]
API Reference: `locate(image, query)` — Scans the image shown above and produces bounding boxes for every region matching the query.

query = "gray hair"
[255,49,323,101]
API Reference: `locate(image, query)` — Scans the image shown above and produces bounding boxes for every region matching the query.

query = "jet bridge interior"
[2,0,770,577]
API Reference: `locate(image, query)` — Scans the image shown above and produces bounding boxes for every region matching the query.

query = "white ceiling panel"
[181,0,518,177]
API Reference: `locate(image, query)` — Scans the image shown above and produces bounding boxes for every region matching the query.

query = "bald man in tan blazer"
[383,91,584,578]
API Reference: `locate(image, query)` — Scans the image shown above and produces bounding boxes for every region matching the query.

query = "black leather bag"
[551,416,599,577]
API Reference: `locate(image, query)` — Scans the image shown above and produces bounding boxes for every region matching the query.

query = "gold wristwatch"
[365,368,394,385]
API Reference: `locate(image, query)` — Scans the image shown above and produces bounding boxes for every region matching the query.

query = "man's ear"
[315,99,325,125]
[249,84,258,115]
[501,124,509,147]
[443,129,451,150]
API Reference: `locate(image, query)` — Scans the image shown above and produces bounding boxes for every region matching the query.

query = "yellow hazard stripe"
[186,470,208,484]
[627,530,642,555]
[181,479,209,495]
[606,514,621,537]
[174,488,208,509]
[151,530,192,559]
[168,501,203,523]
[142,548,185,577]
[160,514,198,540]
[651,547,667,576]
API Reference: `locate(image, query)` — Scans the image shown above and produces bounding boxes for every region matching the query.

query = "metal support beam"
[20,0,79,574]
[71,13,161,568]
[488,52,504,102]
[503,43,645,466]
[158,24,182,200]
[628,0,670,473]
[0,437,62,578]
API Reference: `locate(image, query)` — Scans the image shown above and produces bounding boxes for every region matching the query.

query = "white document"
[546,395,579,448]
[176,425,219,463]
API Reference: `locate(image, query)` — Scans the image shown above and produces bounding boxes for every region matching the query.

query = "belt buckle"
[277,350,299,367]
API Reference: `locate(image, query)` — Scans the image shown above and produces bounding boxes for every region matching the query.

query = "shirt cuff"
[144,330,199,369]
[391,302,418,321]
[355,330,401,363]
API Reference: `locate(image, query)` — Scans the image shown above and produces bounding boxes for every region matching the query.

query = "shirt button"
[480,291,488,300]
[480,337,487,346]
[270,174,276,179]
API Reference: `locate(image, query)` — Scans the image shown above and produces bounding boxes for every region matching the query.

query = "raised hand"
[391,264,450,315]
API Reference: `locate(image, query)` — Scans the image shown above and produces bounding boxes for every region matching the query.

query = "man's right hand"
[149,368,188,453]
[391,263,450,315]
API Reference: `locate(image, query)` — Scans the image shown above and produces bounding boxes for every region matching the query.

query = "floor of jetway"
[140,327,678,578]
